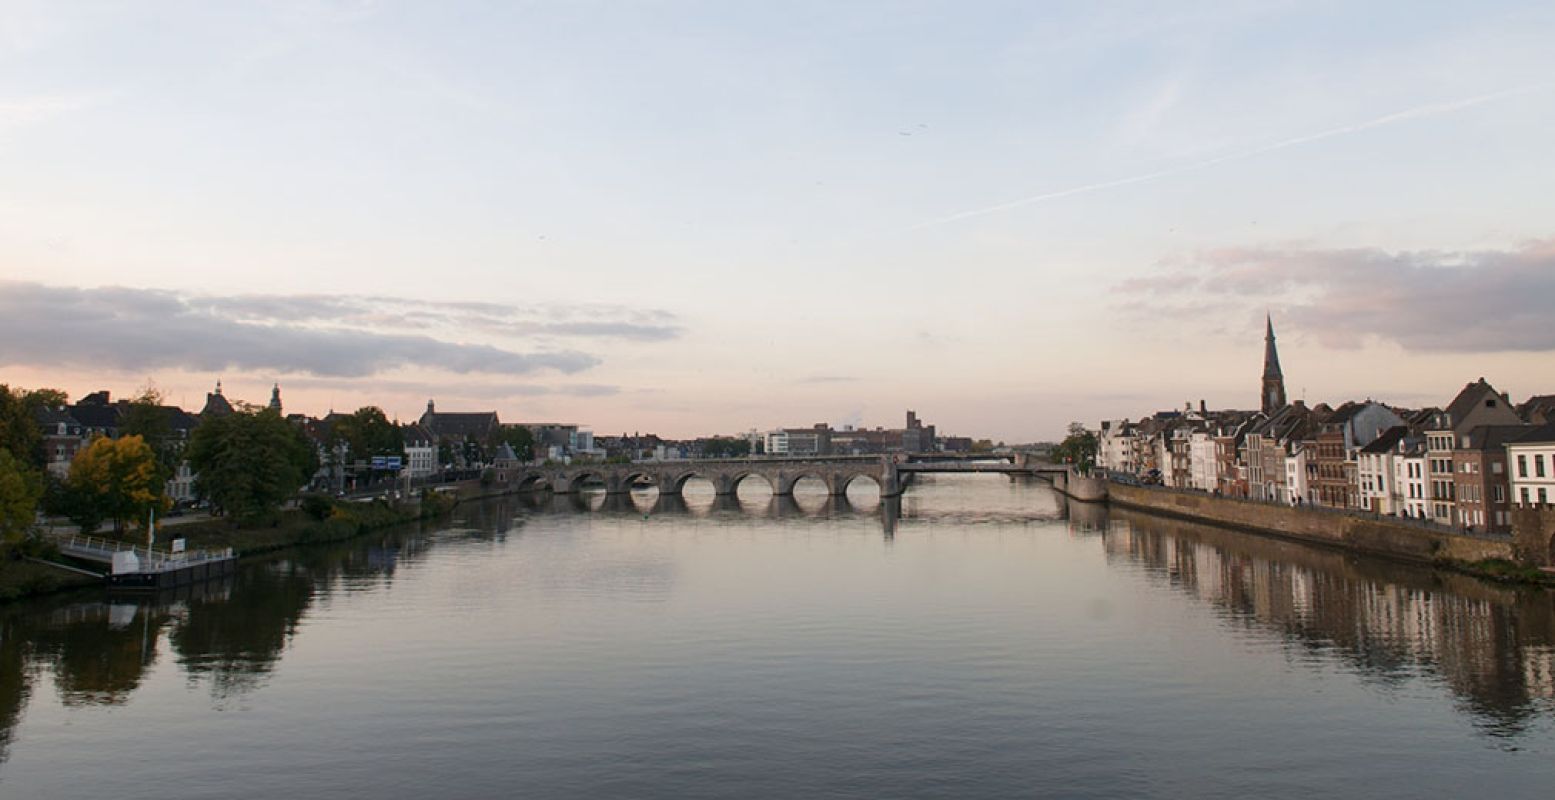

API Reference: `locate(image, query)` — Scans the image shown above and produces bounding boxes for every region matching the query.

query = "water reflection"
[1102,506,1555,738]
[0,487,1553,775]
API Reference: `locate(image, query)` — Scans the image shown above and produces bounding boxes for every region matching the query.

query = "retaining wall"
[1107,483,1515,566]
[1061,474,1109,502]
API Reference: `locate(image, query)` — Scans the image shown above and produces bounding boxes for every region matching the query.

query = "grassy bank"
[153,499,439,557]
[1446,558,1555,586]
[0,558,100,602]
[2,492,460,604]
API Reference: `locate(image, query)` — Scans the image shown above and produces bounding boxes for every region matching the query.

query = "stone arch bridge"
[487,454,1073,498]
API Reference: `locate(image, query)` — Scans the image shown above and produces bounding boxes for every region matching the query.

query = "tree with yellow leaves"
[0,449,42,545]
[67,435,167,535]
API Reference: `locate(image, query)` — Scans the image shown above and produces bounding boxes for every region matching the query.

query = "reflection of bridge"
[488,454,1072,498]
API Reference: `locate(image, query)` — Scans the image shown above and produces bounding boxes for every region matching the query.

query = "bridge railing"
[49,531,235,569]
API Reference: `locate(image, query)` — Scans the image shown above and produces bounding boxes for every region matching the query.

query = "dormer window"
[1486,399,1496,408]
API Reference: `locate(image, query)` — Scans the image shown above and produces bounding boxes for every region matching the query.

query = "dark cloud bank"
[0,283,683,377]
[1120,239,1555,352]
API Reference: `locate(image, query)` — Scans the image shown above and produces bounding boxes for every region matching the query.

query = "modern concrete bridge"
[488,454,1073,498]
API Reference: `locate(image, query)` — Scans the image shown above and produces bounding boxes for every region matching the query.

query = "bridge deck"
[49,532,235,576]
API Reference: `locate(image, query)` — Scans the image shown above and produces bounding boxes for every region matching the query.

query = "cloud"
[1118,239,1555,352]
[0,282,606,377]
[192,294,684,342]
[281,377,622,399]
[0,95,93,131]
[912,84,1547,229]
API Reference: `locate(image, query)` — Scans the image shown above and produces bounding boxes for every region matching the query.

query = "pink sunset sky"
[3,2,1554,440]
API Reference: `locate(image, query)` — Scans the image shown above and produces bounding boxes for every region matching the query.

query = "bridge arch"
[776,471,829,496]
[513,472,549,491]
[563,470,608,494]
[658,470,701,496]
[620,469,658,492]
[838,472,883,496]
[728,471,777,496]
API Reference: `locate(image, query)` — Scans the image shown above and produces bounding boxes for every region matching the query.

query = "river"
[1,475,1552,798]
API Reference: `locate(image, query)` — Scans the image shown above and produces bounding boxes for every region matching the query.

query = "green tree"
[498,425,535,461]
[44,474,102,534]
[0,450,42,545]
[23,388,68,409]
[187,409,318,524]
[332,407,404,476]
[1050,423,1098,473]
[701,437,750,458]
[119,386,179,486]
[67,435,166,534]
[0,385,43,470]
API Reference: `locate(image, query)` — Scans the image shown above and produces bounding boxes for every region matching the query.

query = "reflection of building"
[1104,509,1555,730]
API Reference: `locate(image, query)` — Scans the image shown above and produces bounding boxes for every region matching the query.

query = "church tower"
[269,383,283,413]
[1262,314,1287,414]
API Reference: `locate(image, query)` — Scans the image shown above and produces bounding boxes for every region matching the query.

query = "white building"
[1096,420,1137,474]
[1357,428,1408,514]
[1189,431,1218,491]
[1393,448,1429,519]
[402,423,438,478]
[166,461,197,504]
[1508,424,1555,506]
[764,430,790,456]
[1285,445,1312,505]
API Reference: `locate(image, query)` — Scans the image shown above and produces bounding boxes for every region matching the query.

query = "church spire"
[1261,314,1287,413]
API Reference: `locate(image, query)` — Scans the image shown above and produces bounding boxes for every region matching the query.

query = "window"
[1518,454,1528,477]
[1541,488,1549,505]
[1538,454,1547,478]
[1523,488,1532,504]
[1494,485,1505,503]
[1492,462,1503,475]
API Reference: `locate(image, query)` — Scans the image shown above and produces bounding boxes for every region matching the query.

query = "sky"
[3,0,1554,441]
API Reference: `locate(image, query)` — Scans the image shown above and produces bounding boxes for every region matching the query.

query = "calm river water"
[2,475,1553,798]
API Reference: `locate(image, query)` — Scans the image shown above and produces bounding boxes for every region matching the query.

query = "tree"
[67,435,166,534]
[498,425,535,461]
[332,407,404,477]
[24,387,68,409]
[701,437,750,458]
[0,450,42,545]
[187,409,318,524]
[1050,423,1098,473]
[120,386,179,486]
[0,385,43,470]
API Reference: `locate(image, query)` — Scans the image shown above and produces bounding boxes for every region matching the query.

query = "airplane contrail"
[910,84,1548,230]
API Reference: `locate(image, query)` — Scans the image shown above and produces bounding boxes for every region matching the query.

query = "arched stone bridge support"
[491,457,904,499]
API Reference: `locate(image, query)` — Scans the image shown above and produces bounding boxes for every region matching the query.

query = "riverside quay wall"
[1106,483,1519,566]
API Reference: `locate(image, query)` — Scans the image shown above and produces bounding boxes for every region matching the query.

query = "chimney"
[1200,399,1207,414]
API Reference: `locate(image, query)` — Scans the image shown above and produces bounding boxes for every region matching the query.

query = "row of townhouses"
[1094,318,1555,535]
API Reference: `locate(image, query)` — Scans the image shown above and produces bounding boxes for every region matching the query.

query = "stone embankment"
[1103,482,1524,567]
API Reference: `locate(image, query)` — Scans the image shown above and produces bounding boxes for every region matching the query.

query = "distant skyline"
[4,1,1554,439]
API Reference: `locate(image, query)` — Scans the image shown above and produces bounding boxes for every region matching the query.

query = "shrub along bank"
[2,490,460,603]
